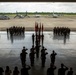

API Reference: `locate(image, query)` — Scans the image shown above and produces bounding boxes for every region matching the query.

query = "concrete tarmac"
[0,17,76,31]
[0,31,76,75]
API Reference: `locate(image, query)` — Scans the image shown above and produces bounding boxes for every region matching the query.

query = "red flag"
[40,23,41,31]
[35,22,36,31]
[35,22,37,32]
[36,22,38,32]
[42,24,44,32]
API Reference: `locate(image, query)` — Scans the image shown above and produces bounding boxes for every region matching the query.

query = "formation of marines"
[7,26,25,36]
[18,23,71,69]
[53,27,70,36]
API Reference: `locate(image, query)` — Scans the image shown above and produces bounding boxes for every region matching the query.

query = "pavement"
[0,31,76,75]
[0,17,76,31]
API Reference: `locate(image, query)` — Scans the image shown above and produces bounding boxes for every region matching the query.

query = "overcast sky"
[0,2,76,13]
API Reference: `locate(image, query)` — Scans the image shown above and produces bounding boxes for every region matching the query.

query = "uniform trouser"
[30,59,34,66]
[21,59,26,67]
[51,58,55,64]
[41,59,45,67]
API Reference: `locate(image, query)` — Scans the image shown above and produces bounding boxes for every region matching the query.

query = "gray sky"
[0,2,76,13]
